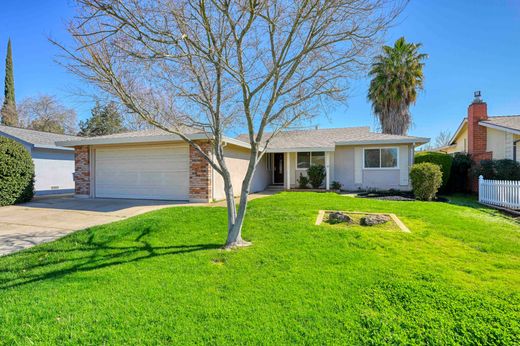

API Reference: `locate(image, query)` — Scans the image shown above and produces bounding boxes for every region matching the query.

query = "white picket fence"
[478,175,520,210]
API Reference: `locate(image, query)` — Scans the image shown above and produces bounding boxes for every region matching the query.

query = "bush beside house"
[297,173,310,189]
[475,159,520,181]
[447,152,473,193]
[0,137,35,206]
[307,165,326,189]
[415,151,453,189]
[410,163,442,201]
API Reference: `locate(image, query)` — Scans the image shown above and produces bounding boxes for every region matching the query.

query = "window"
[297,151,326,169]
[297,152,310,169]
[364,148,398,168]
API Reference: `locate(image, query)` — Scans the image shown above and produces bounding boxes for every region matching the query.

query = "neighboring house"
[0,125,79,195]
[56,127,428,202]
[439,94,520,162]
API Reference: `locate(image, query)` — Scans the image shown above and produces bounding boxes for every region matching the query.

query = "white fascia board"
[479,122,520,135]
[335,138,430,146]
[34,144,74,151]
[264,146,335,153]
[223,137,251,149]
[449,118,467,145]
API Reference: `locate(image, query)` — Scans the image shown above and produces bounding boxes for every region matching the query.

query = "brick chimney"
[467,91,492,192]
[467,91,489,155]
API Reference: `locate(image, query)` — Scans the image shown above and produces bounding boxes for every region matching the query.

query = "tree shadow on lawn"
[0,226,221,290]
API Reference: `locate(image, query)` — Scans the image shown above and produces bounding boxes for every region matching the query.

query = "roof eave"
[479,121,520,135]
[335,138,429,146]
[264,146,335,153]
[56,133,251,149]
[449,118,468,145]
[34,144,74,151]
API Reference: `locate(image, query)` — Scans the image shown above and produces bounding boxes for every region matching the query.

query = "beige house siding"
[213,144,271,201]
[213,144,254,201]
[486,128,507,159]
[447,124,468,154]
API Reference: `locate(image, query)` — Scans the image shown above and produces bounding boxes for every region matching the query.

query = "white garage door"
[95,144,189,200]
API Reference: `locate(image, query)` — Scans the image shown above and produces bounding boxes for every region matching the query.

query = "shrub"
[414,151,453,189]
[447,153,473,193]
[331,181,342,190]
[297,173,309,189]
[0,137,35,206]
[475,159,520,180]
[307,165,326,189]
[410,163,442,201]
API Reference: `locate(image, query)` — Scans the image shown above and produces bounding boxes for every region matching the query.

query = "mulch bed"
[356,191,448,202]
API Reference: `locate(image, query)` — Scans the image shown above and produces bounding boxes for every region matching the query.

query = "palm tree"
[368,37,427,135]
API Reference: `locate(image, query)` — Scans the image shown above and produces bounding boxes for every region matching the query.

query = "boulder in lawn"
[360,214,390,226]
[328,212,353,224]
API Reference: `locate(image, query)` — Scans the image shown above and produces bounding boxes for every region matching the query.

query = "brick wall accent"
[189,141,212,202]
[74,146,90,196]
[467,101,492,192]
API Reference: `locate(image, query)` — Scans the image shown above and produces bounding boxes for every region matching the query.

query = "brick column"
[189,142,212,202]
[74,146,91,197]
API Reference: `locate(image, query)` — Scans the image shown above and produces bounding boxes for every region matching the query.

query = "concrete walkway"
[0,192,276,257]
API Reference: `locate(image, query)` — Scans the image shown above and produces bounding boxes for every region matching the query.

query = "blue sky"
[0,0,519,140]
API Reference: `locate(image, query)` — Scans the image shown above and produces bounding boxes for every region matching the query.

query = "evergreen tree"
[78,101,126,136]
[1,39,17,126]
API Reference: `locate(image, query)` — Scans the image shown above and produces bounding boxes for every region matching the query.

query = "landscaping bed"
[316,210,409,232]
[357,190,449,202]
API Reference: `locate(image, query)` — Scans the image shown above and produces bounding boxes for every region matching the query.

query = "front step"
[266,185,285,191]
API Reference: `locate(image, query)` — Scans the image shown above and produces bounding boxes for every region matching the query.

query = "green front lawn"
[0,193,518,344]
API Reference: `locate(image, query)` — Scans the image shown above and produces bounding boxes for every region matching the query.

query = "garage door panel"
[95,144,189,200]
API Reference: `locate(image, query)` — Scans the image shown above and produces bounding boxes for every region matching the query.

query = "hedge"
[447,152,472,193]
[415,151,453,189]
[475,159,520,181]
[0,137,35,206]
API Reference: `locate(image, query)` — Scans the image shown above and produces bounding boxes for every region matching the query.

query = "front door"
[273,153,284,184]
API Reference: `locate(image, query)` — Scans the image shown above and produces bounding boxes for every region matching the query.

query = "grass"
[0,192,518,345]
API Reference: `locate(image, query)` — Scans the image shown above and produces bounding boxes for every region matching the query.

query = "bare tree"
[435,130,452,148]
[18,95,77,134]
[55,0,402,248]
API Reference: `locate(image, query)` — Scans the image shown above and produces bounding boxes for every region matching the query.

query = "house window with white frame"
[297,152,325,169]
[364,148,398,168]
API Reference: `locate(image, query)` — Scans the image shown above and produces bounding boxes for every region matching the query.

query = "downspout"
[514,139,520,162]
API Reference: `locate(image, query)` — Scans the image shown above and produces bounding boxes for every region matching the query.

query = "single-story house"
[0,125,79,195]
[56,126,428,202]
[438,94,520,162]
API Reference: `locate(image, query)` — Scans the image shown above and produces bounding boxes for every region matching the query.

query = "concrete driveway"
[0,196,189,257]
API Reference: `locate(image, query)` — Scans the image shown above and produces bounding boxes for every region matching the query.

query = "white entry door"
[94,144,189,200]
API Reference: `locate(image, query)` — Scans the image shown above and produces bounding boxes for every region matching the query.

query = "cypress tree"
[1,39,17,126]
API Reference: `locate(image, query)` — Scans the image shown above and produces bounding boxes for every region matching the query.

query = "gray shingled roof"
[237,127,429,150]
[0,125,79,149]
[481,115,520,132]
[73,127,202,140]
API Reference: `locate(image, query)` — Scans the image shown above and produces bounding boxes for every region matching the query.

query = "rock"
[328,212,353,224]
[360,214,390,226]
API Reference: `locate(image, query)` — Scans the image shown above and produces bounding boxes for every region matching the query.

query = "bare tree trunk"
[224,152,258,249]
